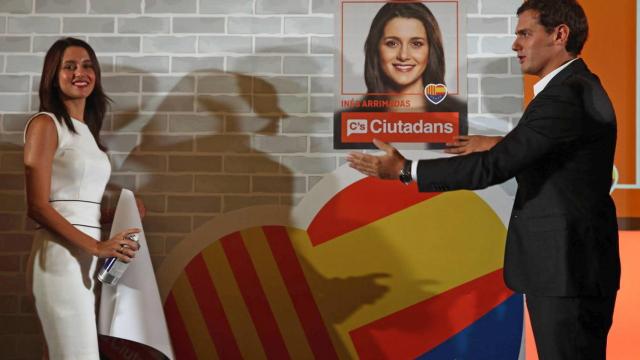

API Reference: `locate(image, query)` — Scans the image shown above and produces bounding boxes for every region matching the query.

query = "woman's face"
[57,46,96,101]
[378,17,429,93]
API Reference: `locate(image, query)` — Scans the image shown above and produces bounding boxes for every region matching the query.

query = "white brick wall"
[468,0,524,134]
[0,1,524,356]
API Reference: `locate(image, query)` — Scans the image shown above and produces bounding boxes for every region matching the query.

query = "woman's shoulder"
[30,111,57,121]
[23,112,64,145]
[25,112,58,131]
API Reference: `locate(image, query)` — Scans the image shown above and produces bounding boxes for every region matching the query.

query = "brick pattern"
[0,1,522,357]
[468,0,524,134]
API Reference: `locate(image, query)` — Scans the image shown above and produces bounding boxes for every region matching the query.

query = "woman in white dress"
[24,37,141,359]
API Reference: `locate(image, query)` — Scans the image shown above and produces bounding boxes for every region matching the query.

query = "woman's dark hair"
[364,2,445,93]
[39,37,109,150]
[517,0,588,55]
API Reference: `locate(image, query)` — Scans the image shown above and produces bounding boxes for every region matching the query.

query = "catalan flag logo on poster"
[157,162,524,359]
[425,83,448,105]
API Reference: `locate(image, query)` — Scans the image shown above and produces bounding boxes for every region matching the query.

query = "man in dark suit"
[347,0,619,358]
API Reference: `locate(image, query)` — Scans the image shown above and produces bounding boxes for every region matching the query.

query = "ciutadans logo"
[346,118,453,136]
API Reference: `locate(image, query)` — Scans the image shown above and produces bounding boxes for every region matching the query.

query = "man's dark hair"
[517,0,589,55]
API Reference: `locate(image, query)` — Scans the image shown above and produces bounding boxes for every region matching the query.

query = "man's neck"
[533,57,579,97]
[537,53,575,79]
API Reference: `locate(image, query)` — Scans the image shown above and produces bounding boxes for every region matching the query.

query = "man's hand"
[445,135,503,155]
[346,139,405,180]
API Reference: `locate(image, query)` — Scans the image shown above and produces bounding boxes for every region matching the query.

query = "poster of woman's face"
[335,1,467,149]
[341,1,464,96]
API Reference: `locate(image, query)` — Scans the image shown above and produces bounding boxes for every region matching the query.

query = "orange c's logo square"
[347,119,368,136]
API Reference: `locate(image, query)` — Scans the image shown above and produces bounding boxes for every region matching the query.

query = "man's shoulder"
[559,59,603,88]
[552,61,615,123]
[543,62,604,101]
[564,66,610,102]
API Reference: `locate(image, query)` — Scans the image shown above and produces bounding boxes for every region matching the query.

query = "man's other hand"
[445,135,503,155]
[346,139,405,180]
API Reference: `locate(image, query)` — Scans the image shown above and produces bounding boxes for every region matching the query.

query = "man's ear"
[555,24,570,46]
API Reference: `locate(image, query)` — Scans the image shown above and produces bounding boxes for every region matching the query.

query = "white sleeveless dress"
[25,112,111,359]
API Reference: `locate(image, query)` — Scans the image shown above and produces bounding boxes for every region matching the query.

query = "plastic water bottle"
[97,233,139,286]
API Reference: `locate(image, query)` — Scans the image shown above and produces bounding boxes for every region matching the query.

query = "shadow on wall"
[0,131,43,358]
[105,65,298,265]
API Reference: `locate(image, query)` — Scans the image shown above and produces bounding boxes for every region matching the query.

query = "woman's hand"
[445,135,503,155]
[94,228,141,262]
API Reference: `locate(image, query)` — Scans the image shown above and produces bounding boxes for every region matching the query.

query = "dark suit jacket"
[416,59,620,296]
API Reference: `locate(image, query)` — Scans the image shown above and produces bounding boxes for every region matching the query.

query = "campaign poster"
[335,0,467,149]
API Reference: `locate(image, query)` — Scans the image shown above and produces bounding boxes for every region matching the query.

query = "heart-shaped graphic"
[156,156,522,359]
[424,83,448,105]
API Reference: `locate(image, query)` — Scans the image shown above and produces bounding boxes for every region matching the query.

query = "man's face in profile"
[512,9,562,78]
